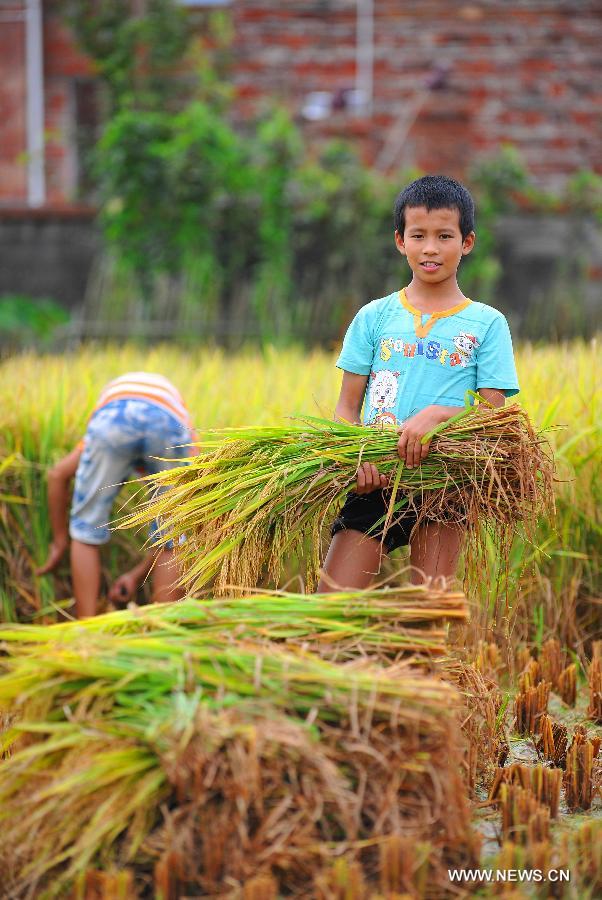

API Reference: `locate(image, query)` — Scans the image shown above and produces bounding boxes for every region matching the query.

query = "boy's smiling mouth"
[420,261,442,269]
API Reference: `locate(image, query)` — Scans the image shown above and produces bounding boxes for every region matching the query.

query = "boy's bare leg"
[151,548,185,603]
[71,540,101,618]
[410,521,462,586]
[317,530,384,593]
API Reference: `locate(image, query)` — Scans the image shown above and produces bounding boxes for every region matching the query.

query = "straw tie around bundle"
[120,403,553,594]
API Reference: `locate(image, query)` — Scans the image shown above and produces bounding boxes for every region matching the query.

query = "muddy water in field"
[472,688,602,862]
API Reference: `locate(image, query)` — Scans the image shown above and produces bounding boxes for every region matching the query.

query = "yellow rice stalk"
[518,659,543,691]
[570,820,602,893]
[441,660,507,794]
[474,641,502,680]
[588,654,602,723]
[0,585,468,666]
[513,681,550,736]
[563,725,601,811]
[497,784,550,846]
[489,764,562,818]
[119,404,553,595]
[242,874,279,900]
[540,638,564,690]
[72,868,137,900]
[0,606,474,896]
[535,714,569,768]
[558,662,577,707]
[515,647,533,673]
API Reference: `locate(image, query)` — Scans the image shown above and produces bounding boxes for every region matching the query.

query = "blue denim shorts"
[70,398,192,546]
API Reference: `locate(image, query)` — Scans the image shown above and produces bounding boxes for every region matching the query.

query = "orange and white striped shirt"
[92,372,193,430]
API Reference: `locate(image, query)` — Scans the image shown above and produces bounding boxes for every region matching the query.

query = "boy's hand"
[108,571,139,606]
[36,539,68,576]
[356,461,389,495]
[397,405,448,468]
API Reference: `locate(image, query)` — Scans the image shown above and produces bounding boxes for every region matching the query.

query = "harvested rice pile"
[5,584,467,659]
[0,591,476,897]
[121,404,553,594]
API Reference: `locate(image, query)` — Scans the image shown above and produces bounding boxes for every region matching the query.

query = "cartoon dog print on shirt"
[369,370,400,426]
[452,332,479,367]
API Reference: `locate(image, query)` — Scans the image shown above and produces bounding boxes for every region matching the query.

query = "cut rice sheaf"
[119,401,554,595]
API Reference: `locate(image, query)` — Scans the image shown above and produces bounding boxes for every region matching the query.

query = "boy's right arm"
[335,371,388,495]
[36,447,82,575]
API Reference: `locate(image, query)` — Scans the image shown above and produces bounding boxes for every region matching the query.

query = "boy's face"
[394,206,475,286]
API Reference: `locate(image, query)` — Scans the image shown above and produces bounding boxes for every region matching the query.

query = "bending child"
[318,175,519,592]
[37,372,195,617]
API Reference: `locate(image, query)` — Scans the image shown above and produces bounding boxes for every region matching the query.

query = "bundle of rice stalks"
[563,725,601,810]
[535,714,569,767]
[588,654,602,723]
[0,612,475,896]
[0,584,467,662]
[440,660,507,794]
[120,404,553,594]
[73,869,136,900]
[513,681,550,736]
[569,820,602,894]
[313,836,434,899]
[515,647,533,673]
[489,764,562,818]
[496,784,550,846]
[474,641,502,680]
[540,638,564,690]
[518,659,544,690]
[558,662,577,706]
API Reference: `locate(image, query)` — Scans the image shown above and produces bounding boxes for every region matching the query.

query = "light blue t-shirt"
[336,289,519,426]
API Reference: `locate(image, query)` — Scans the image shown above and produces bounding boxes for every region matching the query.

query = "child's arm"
[335,371,389,495]
[36,447,82,575]
[397,388,506,468]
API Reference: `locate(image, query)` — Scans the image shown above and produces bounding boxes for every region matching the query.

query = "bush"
[0,296,70,349]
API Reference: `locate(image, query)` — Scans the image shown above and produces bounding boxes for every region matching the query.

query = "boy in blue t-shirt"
[317,174,519,591]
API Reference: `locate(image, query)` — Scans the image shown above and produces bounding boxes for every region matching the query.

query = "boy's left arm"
[397,388,506,468]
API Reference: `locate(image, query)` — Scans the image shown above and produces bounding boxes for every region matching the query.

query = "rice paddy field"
[0,341,600,898]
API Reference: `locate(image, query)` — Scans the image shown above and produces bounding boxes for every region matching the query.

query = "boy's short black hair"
[394,175,475,240]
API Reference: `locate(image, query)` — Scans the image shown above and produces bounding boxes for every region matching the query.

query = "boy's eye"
[440,234,453,239]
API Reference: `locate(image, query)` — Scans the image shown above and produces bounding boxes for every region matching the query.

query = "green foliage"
[98,103,248,281]
[61,2,602,343]
[469,145,530,216]
[60,0,189,110]
[460,146,531,301]
[0,296,70,347]
[565,169,602,219]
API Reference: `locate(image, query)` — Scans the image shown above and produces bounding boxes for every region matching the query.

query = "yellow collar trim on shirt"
[399,288,472,338]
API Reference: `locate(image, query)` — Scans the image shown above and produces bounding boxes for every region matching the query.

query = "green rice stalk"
[119,405,553,595]
[0,613,468,896]
[0,584,467,660]
[0,692,471,897]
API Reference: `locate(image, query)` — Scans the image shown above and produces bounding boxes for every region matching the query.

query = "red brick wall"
[227,0,602,186]
[1,0,600,207]
[43,2,93,204]
[0,3,27,202]
[0,0,92,207]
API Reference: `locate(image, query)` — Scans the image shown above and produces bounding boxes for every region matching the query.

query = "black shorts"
[331,490,418,553]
